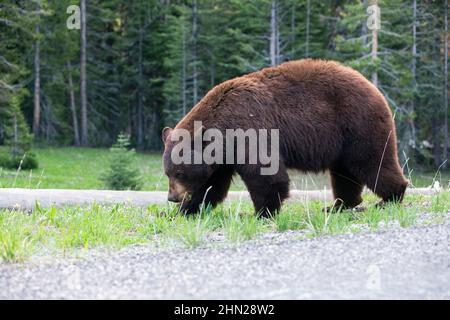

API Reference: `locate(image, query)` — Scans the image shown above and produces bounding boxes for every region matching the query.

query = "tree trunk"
[192,0,198,105]
[67,61,80,146]
[80,0,88,146]
[33,22,40,137]
[371,1,378,87]
[270,1,275,65]
[137,16,144,150]
[182,23,187,115]
[430,3,443,168]
[290,3,296,58]
[305,0,311,58]
[270,0,280,66]
[410,0,417,153]
[443,0,449,167]
[361,0,367,47]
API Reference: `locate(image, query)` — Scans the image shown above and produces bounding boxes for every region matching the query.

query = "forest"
[0,0,448,170]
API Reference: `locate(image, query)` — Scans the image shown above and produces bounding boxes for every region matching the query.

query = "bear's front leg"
[179,196,202,215]
[179,166,234,215]
[236,164,290,218]
[179,186,218,215]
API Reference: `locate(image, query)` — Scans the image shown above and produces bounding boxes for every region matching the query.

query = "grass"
[430,192,450,213]
[222,212,265,242]
[170,214,211,248]
[0,191,448,264]
[2,146,449,191]
[0,147,166,190]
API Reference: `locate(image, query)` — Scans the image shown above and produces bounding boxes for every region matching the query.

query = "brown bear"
[162,59,408,217]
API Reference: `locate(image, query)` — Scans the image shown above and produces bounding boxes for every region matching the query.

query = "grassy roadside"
[1,191,449,264]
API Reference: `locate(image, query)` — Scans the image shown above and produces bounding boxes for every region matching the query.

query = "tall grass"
[222,212,264,243]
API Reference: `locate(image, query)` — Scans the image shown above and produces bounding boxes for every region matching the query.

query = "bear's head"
[162,127,213,204]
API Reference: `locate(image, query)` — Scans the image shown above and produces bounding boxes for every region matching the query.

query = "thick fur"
[163,59,408,216]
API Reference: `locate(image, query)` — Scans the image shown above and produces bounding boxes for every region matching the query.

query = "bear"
[162,59,408,217]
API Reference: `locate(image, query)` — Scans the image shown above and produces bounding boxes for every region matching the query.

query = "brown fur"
[162,59,408,216]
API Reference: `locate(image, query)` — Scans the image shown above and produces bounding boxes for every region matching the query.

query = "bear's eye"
[175,172,187,180]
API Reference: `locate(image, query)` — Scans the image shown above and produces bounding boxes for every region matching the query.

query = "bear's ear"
[162,127,173,143]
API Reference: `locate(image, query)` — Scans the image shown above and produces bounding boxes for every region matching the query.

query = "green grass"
[0,147,166,190]
[222,212,266,243]
[2,146,448,191]
[169,213,212,248]
[430,192,450,213]
[272,205,306,232]
[1,191,448,264]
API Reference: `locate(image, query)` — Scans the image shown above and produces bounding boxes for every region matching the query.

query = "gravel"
[1,222,449,299]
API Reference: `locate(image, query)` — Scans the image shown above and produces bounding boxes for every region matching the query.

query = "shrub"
[101,134,143,190]
[0,152,38,170]
[0,90,38,170]
[11,152,39,170]
[0,153,13,169]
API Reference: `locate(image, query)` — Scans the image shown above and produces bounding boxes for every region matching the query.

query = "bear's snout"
[167,180,189,203]
[167,191,181,203]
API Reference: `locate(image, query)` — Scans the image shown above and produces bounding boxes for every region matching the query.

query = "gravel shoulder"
[1,222,449,299]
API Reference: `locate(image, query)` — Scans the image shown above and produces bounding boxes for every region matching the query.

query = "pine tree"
[101,133,143,190]
[0,0,38,168]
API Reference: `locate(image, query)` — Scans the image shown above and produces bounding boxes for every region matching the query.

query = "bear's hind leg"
[329,166,364,211]
[237,164,290,218]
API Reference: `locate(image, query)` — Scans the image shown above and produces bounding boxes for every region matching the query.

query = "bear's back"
[176,59,389,133]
